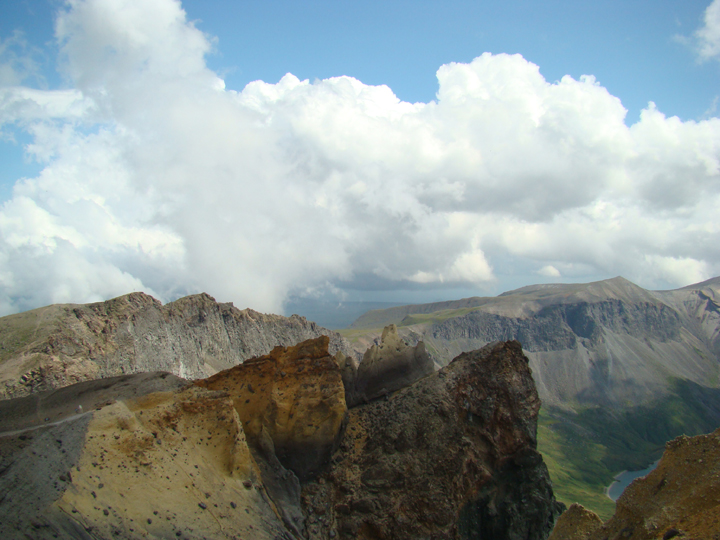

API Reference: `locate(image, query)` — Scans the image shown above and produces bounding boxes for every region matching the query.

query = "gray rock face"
[0,292,356,399]
[432,299,682,351]
[343,324,434,407]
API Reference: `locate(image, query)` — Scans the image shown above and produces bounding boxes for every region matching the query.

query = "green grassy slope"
[538,378,720,520]
[538,408,617,520]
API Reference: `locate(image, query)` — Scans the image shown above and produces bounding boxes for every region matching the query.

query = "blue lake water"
[606,460,659,501]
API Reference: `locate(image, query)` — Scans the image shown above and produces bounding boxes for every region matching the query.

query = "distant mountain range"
[347,276,720,409]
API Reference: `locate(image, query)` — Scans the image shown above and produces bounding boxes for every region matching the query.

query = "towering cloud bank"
[1,0,719,315]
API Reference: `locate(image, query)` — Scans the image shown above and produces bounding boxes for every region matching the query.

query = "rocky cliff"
[550,427,720,539]
[302,340,564,540]
[195,335,348,481]
[0,337,562,540]
[0,292,355,399]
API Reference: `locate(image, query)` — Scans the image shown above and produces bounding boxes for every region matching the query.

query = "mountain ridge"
[349,276,684,330]
[0,291,355,399]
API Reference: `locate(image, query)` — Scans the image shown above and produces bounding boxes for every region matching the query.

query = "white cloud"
[538,265,561,278]
[644,255,710,288]
[695,0,720,61]
[1,0,720,315]
[0,87,93,127]
[0,30,44,87]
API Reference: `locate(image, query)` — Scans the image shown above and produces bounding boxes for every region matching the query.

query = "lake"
[606,460,659,501]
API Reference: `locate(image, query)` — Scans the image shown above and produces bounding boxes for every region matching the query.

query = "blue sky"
[181,0,718,122]
[1,0,720,317]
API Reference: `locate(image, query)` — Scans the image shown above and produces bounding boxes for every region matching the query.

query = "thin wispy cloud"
[0,0,719,316]
[695,0,720,61]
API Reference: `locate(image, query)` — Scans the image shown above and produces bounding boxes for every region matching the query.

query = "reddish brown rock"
[553,428,720,540]
[300,340,564,540]
[0,338,563,540]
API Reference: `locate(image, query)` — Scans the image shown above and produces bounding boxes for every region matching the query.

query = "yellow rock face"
[196,335,348,479]
[55,386,290,539]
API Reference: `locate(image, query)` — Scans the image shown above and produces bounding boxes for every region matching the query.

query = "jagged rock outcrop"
[301,340,564,540]
[553,428,720,540]
[343,324,434,407]
[0,338,562,540]
[0,291,355,399]
[195,335,348,481]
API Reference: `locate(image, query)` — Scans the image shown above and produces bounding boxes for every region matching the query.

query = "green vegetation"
[538,378,720,521]
[537,409,617,520]
[397,306,483,327]
[337,327,383,343]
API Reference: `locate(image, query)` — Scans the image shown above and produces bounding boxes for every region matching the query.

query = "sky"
[1,0,720,320]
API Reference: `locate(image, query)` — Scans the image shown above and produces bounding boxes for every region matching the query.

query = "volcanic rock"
[195,335,348,480]
[344,323,434,407]
[0,291,355,399]
[0,338,562,540]
[300,340,565,540]
[590,428,720,539]
[0,373,294,540]
[552,427,720,539]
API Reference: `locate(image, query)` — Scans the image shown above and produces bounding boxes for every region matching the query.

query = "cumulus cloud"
[695,0,720,61]
[1,0,719,316]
